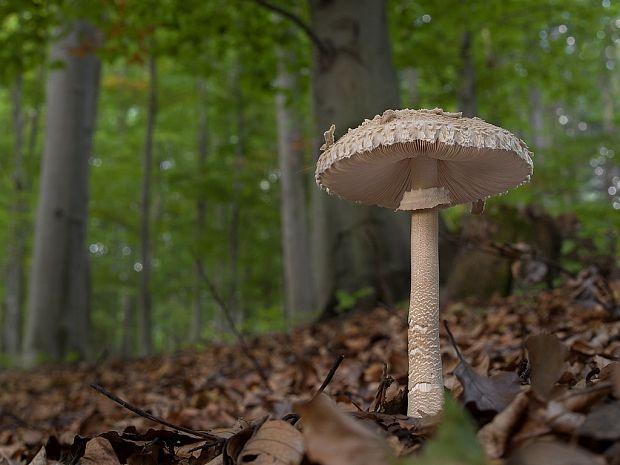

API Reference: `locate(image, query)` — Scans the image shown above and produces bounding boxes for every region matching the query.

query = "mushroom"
[315,108,533,417]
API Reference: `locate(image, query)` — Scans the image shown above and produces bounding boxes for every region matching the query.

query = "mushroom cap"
[316,108,533,210]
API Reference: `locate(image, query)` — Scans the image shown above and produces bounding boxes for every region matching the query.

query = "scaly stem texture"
[408,207,443,417]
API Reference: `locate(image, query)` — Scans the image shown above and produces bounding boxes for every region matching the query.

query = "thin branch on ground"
[90,384,223,443]
[443,320,465,362]
[313,354,345,399]
[195,260,270,387]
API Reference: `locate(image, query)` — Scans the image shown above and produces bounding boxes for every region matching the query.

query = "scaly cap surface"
[316,108,533,210]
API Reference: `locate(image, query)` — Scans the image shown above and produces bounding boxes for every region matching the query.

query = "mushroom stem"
[408,156,443,417]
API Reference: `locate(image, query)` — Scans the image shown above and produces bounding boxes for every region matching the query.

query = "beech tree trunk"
[276,50,315,320]
[23,21,101,365]
[191,78,209,344]
[139,50,158,356]
[3,74,26,357]
[309,0,410,313]
[402,67,419,108]
[229,63,245,325]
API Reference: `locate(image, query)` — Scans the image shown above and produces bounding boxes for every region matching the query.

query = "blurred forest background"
[0,0,619,367]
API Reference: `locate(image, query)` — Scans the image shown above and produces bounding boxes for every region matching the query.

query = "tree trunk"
[139,50,158,356]
[276,49,315,321]
[191,78,208,344]
[458,30,477,117]
[309,0,410,314]
[3,74,26,357]
[23,21,101,365]
[402,67,419,108]
[228,62,244,325]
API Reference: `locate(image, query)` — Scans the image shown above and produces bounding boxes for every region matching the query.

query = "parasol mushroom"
[315,108,533,417]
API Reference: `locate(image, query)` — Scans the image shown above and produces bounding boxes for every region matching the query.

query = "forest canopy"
[0,0,619,365]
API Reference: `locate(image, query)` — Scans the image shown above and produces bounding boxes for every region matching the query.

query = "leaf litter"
[0,273,619,464]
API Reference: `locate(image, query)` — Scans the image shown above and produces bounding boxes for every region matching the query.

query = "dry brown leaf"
[176,440,210,461]
[611,363,620,399]
[0,449,12,465]
[81,437,121,465]
[525,334,568,400]
[478,390,530,459]
[225,420,265,464]
[206,455,224,465]
[295,394,389,465]
[577,401,620,441]
[542,401,585,434]
[127,454,157,465]
[237,420,303,465]
[561,384,611,412]
[27,447,49,465]
[507,440,605,465]
[446,321,521,414]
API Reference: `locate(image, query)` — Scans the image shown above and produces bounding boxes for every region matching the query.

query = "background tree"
[275,36,315,320]
[309,0,410,314]
[0,0,618,364]
[23,19,101,364]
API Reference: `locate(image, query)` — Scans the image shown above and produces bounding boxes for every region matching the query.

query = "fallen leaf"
[542,400,585,434]
[295,394,389,465]
[27,447,49,465]
[525,334,568,400]
[225,420,266,464]
[577,401,620,441]
[560,384,610,412]
[446,323,521,414]
[206,455,224,465]
[507,440,605,465]
[81,437,121,465]
[611,363,620,399]
[478,390,530,459]
[237,420,303,465]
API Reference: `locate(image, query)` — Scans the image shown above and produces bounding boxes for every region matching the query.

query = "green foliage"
[401,395,486,465]
[335,287,374,313]
[0,0,618,361]
[244,305,288,334]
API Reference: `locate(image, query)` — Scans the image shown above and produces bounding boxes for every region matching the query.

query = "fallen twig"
[313,354,345,399]
[443,320,465,362]
[90,384,223,443]
[195,260,270,387]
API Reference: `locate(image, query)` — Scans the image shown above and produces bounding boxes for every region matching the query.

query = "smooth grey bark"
[228,63,245,325]
[3,74,26,356]
[402,67,419,108]
[458,30,477,117]
[138,50,158,356]
[309,0,410,313]
[191,78,209,344]
[276,51,315,320]
[23,21,101,364]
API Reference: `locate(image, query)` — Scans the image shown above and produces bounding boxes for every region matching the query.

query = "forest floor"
[1,269,619,465]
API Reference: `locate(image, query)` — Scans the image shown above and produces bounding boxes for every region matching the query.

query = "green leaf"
[401,395,486,465]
